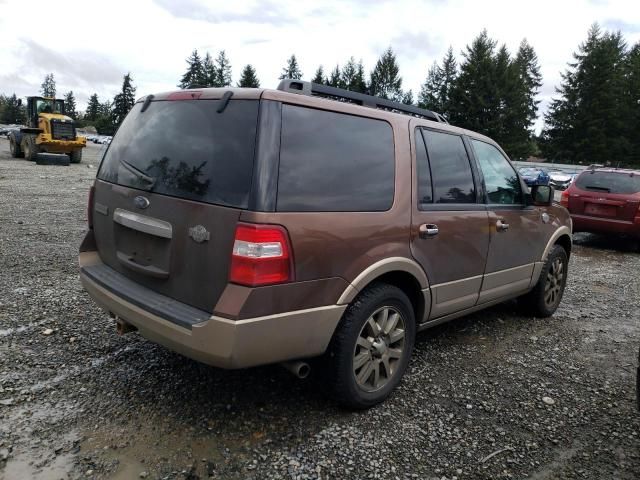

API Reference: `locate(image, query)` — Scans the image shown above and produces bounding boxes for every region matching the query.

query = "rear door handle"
[496,219,509,232]
[419,224,439,239]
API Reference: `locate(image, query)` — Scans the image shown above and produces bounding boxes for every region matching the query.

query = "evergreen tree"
[311,65,326,84]
[625,43,640,164]
[401,89,414,105]
[542,24,630,164]
[213,50,232,87]
[340,58,357,89]
[41,73,56,98]
[112,73,137,126]
[279,54,303,80]
[85,93,100,122]
[327,64,342,87]
[179,49,206,89]
[0,94,26,124]
[237,64,260,87]
[369,47,403,101]
[352,60,368,93]
[63,91,78,120]
[203,52,216,87]
[95,99,115,135]
[449,30,502,139]
[418,62,442,111]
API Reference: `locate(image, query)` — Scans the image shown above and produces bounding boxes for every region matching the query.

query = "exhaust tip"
[281,360,311,379]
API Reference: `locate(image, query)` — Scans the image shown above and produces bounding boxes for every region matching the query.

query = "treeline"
[178,34,542,159]
[541,24,640,166]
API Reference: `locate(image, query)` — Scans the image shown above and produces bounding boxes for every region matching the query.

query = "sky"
[0,0,639,132]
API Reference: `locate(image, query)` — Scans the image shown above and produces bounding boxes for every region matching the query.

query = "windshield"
[575,171,640,194]
[37,99,64,114]
[97,99,259,208]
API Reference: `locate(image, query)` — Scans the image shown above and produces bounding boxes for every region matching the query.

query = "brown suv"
[79,80,572,408]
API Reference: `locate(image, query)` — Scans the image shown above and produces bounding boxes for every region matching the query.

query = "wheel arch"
[337,257,430,324]
[542,226,572,262]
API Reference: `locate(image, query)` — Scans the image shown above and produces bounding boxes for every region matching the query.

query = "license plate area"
[114,225,172,277]
[584,203,616,217]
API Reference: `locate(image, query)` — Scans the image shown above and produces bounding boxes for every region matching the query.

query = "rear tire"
[70,149,82,164]
[324,283,415,409]
[9,134,23,158]
[519,245,568,317]
[22,135,40,161]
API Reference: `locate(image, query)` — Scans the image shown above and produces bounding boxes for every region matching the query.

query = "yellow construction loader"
[9,96,86,163]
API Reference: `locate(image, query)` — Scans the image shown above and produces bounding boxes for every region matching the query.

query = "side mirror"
[530,185,554,206]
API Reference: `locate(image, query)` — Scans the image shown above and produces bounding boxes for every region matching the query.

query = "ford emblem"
[133,196,150,209]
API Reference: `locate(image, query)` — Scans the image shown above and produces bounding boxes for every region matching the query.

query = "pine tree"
[179,49,206,89]
[624,43,640,164]
[340,58,357,90]
[311,65,326,84]
[112,73,137,126]
[449,30,501,139]
[279,54,303,80]
[327,64,342,87]
[63,91,78,120]
[369,47,403,101]
[542,24,630,164]
[85,94,100,122]
[401,89,415,105]
[41,73,56,98]
[213,50,232,87]
[95,99,115,135]
[352,60,368,93]
[418,62,442,111]
[237,64,260,87]
[203,52,216,87]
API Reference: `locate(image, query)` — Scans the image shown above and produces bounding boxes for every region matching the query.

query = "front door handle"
[419,224,439,239]
[496,219,510,232]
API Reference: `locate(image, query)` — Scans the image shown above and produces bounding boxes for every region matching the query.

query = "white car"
[548,170,576,190]
[100,136,112,145]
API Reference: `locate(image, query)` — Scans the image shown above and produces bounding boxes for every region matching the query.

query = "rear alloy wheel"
[325,283,415,409]
[520,244,568,317]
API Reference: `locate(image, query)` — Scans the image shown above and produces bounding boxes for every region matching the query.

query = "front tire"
[520,245,568,317]
[22,135,40,161]
[325,283,416,409]
[70,149,82,164]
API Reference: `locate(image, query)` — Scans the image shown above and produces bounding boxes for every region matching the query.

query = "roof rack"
[277,79,448,123]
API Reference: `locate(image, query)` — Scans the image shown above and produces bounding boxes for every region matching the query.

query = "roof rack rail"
[277,79,448,124]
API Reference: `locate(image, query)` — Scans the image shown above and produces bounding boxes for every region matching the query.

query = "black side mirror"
[531,184,554,206]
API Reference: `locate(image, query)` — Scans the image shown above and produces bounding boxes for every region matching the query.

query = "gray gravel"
[0,136,639,480]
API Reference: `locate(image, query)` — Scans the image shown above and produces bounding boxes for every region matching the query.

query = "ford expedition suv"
[79,80,572,408]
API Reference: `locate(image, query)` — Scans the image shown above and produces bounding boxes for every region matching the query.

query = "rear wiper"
[119,159,156,189]
[585,186,610,192]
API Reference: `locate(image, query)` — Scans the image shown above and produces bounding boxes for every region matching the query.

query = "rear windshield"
[575,171,640,194]
[98,99,259,208]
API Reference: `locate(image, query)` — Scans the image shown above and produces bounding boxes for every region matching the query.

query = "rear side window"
[421,129,476,204]
[277,105,394,212]
[575,171,640,194]
[415,129,432,204]
[98,100,259,208]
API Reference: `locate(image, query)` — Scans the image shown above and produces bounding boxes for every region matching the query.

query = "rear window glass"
[575,171,640,194]
[277,105,394,212]
[98,99,259,208]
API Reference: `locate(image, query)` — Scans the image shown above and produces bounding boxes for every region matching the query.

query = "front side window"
[472,139,523,205]
[277,105,395,212]
[422,129,476,204]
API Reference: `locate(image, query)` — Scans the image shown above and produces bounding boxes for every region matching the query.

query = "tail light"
[560,189,569,208]
[229,223,293,287]
[87,184,95,229]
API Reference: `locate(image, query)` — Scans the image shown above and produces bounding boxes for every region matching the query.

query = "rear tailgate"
[91,97,260,312]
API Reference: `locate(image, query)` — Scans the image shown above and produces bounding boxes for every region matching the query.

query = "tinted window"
[415,129,432,204]
[98,100,259,208]
[472,139,523,204]
[422,129,476,204]
[575,171,640,194]
[277,105,394,211]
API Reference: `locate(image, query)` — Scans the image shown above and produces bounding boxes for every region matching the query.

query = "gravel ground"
[0,136,639,480]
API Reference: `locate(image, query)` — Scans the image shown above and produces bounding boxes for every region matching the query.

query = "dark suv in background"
[79,81,572,408]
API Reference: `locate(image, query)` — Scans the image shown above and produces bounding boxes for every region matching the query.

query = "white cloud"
[1,0,638,133]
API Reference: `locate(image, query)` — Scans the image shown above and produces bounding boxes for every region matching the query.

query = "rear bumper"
[79,251,346,369]
[571,214,640,236]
